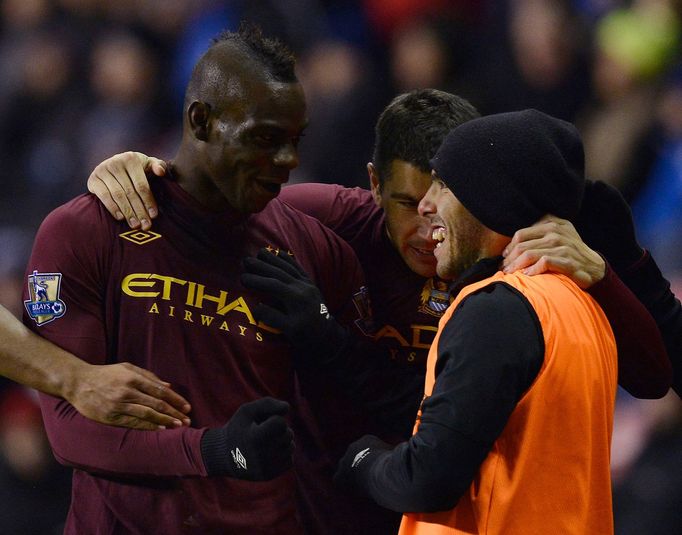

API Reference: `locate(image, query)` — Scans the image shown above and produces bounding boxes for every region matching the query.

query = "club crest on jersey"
[119,230,162,245]
[418,278,452,317]
[24,271,66,326]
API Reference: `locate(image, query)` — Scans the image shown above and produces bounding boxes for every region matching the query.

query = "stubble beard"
[437,216,485,281]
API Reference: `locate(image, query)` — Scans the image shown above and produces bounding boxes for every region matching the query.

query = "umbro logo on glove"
[352,447,371,467]
[200,397,294,481]
[231,447,247,470]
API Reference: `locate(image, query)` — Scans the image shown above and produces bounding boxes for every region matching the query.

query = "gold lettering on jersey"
[372,325,410,347]
[151,275,187,300]
[186,282,196,306]
[410,324,438,349]
[122,272,272,343]
[121,273,257,324]
[217,297,256,325]
[193,285,228,310]
[144,302,265,341]
[122,274,158,297]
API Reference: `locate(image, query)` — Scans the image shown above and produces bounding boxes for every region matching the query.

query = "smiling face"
[199,78,308,214]
[370,160,439,277]
[419,173,487,280]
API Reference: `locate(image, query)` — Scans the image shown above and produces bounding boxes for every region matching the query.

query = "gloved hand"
[200,397,293,481]
[334,434,391,496]
[241,249,350,366]
[574,180,644,273]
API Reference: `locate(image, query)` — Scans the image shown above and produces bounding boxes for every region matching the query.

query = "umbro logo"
[231,447,247,470]
[351,447,371,468]
[119,230,162,245]
[320,303,330,319]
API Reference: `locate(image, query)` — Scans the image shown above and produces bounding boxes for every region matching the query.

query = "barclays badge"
[24,271,66,326]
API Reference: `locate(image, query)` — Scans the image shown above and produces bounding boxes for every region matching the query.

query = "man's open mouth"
[432,227,446,248]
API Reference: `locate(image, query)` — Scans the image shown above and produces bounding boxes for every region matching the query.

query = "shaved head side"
[184,22,297,114]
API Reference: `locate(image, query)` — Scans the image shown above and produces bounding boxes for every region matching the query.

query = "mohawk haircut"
[211,21,297,83]
[372,89,480,187]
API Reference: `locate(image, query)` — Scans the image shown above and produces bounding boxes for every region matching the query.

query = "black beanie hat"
[430,109,585,237]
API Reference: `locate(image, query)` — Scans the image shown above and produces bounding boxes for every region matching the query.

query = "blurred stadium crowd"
[0,0,680,533]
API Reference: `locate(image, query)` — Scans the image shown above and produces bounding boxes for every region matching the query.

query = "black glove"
[334,434,391,496]
[241,249,350,366]
[200,397,293,481]
[574,180,644,273]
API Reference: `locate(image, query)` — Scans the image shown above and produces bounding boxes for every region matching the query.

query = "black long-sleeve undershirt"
[355,282,544,512]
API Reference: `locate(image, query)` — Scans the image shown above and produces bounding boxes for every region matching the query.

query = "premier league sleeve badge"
[24,270,67,326]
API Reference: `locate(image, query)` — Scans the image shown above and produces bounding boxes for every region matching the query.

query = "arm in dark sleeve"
[587,262,672,398]
[25,201,207,478]
[279,183,341,226]
[40,393,207,477]
[279,183,378,244]
[346,283,544,512]
[617,251,682,397]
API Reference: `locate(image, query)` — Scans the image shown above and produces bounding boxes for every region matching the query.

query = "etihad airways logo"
[121,272,277,341]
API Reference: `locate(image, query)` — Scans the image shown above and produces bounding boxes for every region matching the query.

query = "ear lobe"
[188,101,211,141]
[368,163,382,206]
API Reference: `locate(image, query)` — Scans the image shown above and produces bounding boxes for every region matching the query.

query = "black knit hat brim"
[430,109,585,237]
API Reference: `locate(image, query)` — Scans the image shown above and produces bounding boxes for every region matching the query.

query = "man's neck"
[170,149,235,214]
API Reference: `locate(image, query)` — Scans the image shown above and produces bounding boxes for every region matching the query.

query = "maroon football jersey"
[24,178,364,534]
[280,183,446,370]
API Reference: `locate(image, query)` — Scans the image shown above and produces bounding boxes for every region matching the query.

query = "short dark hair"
[211,21,297,83]
[372,89,480,186]
[184,22,297,113]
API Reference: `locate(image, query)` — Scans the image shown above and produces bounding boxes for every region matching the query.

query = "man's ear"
[188,101,211,141]
[368,163,382,207]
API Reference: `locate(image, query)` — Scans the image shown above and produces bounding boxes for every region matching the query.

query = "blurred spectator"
[79,31,160,173]
[0,387,71,535]
[390,19,450,91]
[0,227,32,317]
[292,39,380,187]
[0,0,52,113]
[362,0,481,40]
[632,72,682,277]
[578,0,680,197]
[474,0,593,121]
[0,28,82,229]
[612,392,682,535]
